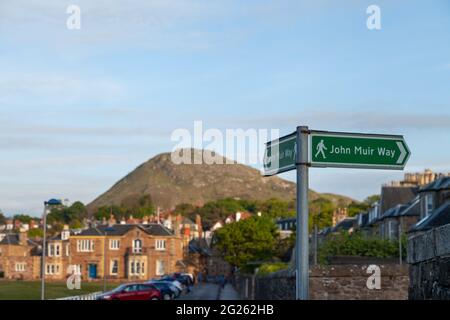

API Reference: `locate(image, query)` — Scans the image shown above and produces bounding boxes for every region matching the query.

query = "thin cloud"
[239,110,450,131]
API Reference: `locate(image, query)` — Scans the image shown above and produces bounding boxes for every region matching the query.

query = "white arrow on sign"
[396,141,407,164]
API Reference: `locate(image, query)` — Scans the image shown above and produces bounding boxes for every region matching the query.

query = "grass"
[0,280,117,300]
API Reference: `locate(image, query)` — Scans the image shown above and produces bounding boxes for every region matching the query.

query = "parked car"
[166,273,192,286]
[181,273,195,284]
[97,283,162,300]
[147,281,177,300]
[159,276,184,291]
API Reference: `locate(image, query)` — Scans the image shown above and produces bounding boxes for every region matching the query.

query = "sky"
[1,0,450,216]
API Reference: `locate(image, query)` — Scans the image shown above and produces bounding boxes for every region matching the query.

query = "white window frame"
[109,239,120,250]
[77,240,94,252]
[15,263,26,272]
[45,263,61,275]
[110,259,119,275]
[133,239,142,253]
[155,239,166,251]
[129,259,145,276]
[156,260,165,276]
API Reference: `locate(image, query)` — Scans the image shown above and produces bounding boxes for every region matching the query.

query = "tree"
[0,210,6,225]
[256,198,295,219]
[47,201,87,225]
[309,197,335,231]
[214,216,279,268]
[28,228,44,238]
[13,214,33,224]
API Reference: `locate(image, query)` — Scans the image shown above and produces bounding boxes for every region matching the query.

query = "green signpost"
[310,131,410,169]
[263,132,297,176]
[263,127,411,301]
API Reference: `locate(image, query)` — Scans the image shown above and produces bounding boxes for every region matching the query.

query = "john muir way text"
[310,132,410,170]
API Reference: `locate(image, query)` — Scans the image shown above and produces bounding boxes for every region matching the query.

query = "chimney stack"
[18,228,28,245]
[195,214,203,239]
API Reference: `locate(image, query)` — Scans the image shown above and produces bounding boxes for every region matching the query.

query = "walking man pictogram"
[315,139,327,159]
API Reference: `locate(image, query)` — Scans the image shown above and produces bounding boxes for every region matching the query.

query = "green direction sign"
[263,133,297,176]
[309,131,410,169]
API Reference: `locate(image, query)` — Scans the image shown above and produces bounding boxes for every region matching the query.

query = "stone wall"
[236,264,409,300]
[408,223,450,299]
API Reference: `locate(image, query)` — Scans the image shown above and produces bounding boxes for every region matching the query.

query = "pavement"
[218,284,240,300]
[178,283,240,300]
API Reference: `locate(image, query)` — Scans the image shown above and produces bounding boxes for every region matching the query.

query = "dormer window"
[61,230,70,241]
[425,194,434,217]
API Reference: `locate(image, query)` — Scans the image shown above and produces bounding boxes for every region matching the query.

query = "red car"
[97,283,162,300]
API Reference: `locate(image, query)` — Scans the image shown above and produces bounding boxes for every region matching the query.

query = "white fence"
[56,291,103,300]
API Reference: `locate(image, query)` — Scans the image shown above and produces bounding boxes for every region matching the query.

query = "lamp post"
[103,226,115,292]
[41,201,48,300]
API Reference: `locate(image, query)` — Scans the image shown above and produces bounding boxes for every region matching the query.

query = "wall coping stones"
[408,223,450,264]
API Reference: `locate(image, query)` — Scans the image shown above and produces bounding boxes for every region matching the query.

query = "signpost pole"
[296,126,309,300]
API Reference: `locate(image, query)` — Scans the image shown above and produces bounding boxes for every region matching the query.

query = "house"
[365,185,417,236]
[224,212,252,224]
[377,196,421,240]
[410,177,450,233]
[0,230,41,280]
[330,217,357,234]
[62,223,184,281]
[276,217,296,239]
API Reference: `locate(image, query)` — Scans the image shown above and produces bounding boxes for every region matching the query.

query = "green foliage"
[214,216,279,268]
[13,214,34,224]
[318,231,406,264]
[256,198,295,219]
[27,228,43,238]
[257,262,288,275]
[47,201,87,225]
[0,211,6,225]
[309,198,335,231]
[347,194,380,217]
[94,195,155,221]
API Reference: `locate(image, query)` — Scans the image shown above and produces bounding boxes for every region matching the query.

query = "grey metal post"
[41,202,47,300]
[313,225,318,266]
[103,230,107,292]
[296,126,309,300]
[398,223,402,265]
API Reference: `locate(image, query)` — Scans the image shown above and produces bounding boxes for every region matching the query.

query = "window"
[133,239,142,253]
[15,263,26,272]
[65,244,70,257]
[109,239,120,250]
[156,260,165,276]
[129,259,145,276]
[425,194,434,217]
[110,260,118,275]
[155,239,166,251]
[77,240,94,252]
[45,264,60,275]
[48,244,61,257]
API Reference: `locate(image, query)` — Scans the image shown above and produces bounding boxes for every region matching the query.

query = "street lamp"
[41,201,49,300]
[103,226,115,292]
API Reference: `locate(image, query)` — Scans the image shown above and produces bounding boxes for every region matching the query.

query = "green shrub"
[318,231,406,264]
[257,262,288,275]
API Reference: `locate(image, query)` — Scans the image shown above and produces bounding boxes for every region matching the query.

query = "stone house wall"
[408,223,450,299]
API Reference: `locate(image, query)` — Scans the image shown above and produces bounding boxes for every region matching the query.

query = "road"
[178,283,239,300]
